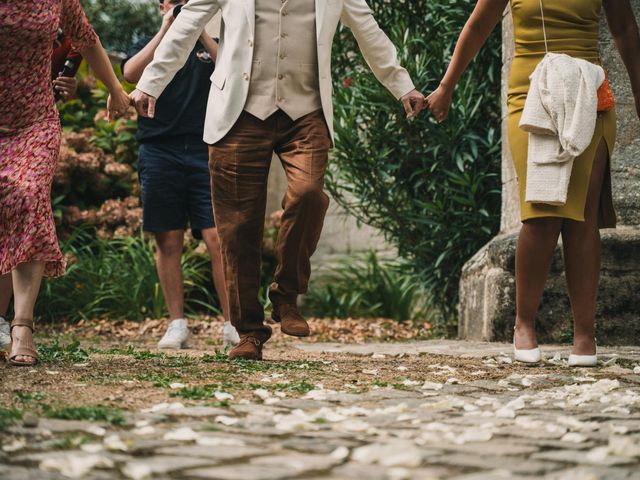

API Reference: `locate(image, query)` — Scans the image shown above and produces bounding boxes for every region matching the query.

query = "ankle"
[514,319,538,349]
[572,335,596,355]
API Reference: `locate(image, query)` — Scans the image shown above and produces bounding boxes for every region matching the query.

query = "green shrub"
[80,0,161,54]
[304,251,431,322]
[36,229,220,322]
[329,0,502,328]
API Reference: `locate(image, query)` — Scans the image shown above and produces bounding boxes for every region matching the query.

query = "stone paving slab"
[2,340,640,479]
[294,340,640,361]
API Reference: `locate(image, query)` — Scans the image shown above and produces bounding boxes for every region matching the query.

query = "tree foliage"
[329,0,502,329]
[80,0,161,54]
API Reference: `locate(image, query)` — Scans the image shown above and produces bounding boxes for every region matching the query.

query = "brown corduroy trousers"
[208,110,331,339]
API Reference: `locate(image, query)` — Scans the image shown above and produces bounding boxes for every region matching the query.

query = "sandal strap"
[9,345,39,363]
[11,318,34,332]
[8,319,39,364]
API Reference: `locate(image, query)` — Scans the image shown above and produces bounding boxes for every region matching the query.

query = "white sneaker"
[223,321,240,347]
[0,316,10,349]
[158,319,189,349]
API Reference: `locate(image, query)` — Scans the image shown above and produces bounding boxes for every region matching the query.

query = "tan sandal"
[8,318,39,366]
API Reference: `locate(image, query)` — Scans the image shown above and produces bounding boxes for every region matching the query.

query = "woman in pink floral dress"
[0,0,130,365]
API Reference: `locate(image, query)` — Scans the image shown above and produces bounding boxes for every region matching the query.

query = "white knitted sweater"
[519,53,605,206]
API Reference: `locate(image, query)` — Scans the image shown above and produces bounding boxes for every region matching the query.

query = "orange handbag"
[538,0,615,112]
[597,73,615,112]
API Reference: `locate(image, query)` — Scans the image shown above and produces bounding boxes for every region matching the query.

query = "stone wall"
[459,2,640,344]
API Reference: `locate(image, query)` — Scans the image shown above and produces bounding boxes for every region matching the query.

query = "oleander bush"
[329,0,502,331]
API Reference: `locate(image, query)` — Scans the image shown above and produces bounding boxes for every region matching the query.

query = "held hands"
[107,87,132,121]
[401,89,427,120]
[425,83,454,123]
[130,89,157,118]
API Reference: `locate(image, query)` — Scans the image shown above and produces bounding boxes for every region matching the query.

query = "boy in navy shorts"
[123,0,238,348]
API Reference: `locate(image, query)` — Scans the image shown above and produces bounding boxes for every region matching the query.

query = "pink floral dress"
[0,0,97,277]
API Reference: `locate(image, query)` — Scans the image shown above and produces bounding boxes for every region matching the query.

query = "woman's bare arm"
[80,39,131,119]
[427,0,508,121]
[603,0,640,118]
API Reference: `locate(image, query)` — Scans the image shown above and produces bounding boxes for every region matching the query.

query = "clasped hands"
[400,83,454,122]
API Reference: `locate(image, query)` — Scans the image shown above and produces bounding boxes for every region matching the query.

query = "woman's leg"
[0,273,12,316]
[515,217,564,349]
[11,260,45,363]
[561,140,609,355]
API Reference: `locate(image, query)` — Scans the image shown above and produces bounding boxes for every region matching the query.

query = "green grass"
[13,392,46,403]
[38,340,90,363]
[136,372,183,388]
[170,384,235,401]
[249,382,316,394]
[91,345,166,360]
[44,406,126,426]
[0,408,22,431]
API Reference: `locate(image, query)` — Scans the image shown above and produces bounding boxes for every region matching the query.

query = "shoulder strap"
[539,0,549,53]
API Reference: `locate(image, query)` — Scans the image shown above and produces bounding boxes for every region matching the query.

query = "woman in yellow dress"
[427,0,640,364]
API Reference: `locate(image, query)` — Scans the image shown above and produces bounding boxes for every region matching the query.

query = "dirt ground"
[0,317,611,416]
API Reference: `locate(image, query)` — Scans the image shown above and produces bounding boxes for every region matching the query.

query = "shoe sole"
[271,316,310,338]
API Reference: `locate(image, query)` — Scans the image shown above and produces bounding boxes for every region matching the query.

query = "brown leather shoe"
[228,335,265,361]
[272,304,310,337]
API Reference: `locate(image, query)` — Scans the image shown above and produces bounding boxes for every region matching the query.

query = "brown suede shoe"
[272,304,310,337]
[228,335,265,361]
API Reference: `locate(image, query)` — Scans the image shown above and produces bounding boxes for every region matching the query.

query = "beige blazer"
[136,0,416,145]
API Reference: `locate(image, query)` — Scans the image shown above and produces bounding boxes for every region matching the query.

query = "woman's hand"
[426,83,454,122]
[53,76,78,101]
[107,87,132,121]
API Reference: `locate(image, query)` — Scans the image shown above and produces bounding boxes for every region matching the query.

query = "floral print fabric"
[0,0,97,276]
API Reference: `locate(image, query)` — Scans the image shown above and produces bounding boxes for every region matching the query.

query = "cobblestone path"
[2,341,640,479]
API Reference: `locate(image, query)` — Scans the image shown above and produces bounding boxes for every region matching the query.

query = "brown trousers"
[208,110,331,339]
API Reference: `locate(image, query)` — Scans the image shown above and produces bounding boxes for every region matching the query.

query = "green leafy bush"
[80,0,161,54]
[329,0,502,328]
[304,251,431,322]
[36,229,220,322]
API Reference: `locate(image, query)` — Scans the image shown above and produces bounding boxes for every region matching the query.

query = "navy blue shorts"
[138,137,214,238]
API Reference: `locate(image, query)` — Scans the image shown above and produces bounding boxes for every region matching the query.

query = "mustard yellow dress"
[508,0,617,227]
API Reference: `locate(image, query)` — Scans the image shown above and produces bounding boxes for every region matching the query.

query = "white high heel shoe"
[568,342,598,367]
[513,328,541,364]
